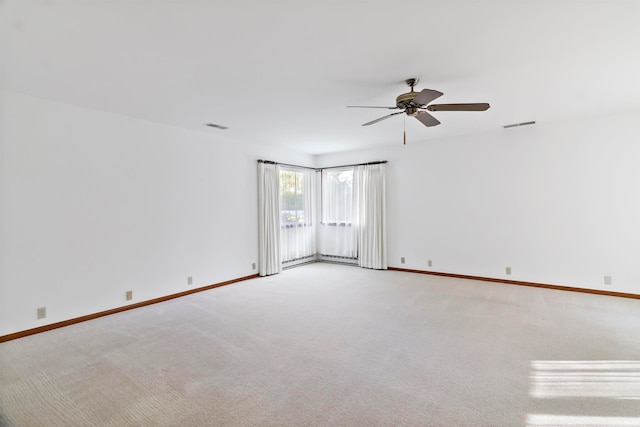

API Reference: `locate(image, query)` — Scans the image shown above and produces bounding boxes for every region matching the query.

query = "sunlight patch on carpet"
[530,360,640,399]
[527,414,640,426]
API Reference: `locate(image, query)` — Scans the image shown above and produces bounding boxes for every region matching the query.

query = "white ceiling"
[2,0,640,155]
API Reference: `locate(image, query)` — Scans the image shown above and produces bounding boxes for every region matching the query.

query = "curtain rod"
[257,159,387,171]
[257,160,316,171]
[320,160,387,170]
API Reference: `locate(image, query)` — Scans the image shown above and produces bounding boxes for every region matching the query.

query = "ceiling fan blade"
[347,105,399,109]
[414,111,441,127]
[362,111,404,126]
[411,89,444,106]
[427,103,490,112]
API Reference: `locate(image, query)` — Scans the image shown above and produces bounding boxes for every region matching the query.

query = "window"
[280,168,308,227]
[279,167,315,264]
[322,168,354,225]
[319,168,357,260]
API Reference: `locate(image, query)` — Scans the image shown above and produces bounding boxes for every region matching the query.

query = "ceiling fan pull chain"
[403,115,407,145]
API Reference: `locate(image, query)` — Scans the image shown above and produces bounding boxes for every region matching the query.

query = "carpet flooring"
[1,263,640,426]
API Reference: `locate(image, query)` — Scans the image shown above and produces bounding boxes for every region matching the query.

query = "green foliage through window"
[280,169,306,226]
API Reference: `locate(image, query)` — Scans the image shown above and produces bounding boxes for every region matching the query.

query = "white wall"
[2,90,638,337]
[316,110,640,294]
[0,90,313,336]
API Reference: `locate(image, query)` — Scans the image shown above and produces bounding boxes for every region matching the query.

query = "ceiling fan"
[348,78,490,128]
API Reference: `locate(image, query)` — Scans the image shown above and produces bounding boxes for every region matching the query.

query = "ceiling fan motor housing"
[396,92,421,109]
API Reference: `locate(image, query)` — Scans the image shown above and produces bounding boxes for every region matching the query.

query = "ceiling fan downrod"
[396,78,423,108]
[405,78,419,91]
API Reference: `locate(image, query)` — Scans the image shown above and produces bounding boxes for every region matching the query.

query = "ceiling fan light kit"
[347,78,491,134]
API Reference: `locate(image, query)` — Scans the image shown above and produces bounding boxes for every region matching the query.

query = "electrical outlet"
[401,257,405,264]
[126,291,133,301]
[252,263,256,270]
[187,276,193,285]
[506,267,512,275]
[604,275,612,285]
[37,307,46,319]
[428,260,433,267]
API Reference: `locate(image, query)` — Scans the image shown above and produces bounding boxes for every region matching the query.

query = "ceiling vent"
[503,121,536,129]
[204,123,229,130]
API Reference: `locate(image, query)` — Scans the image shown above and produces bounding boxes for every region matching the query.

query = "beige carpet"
[1,263,640,426]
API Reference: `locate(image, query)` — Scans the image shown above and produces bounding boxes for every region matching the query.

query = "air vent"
[503,121,536,129]
[204,123,229,130]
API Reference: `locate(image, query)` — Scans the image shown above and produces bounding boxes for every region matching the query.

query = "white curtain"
[355,163,387,269]
[258,162,281,276]
[279,167,316,264]
[259,160,386,272]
